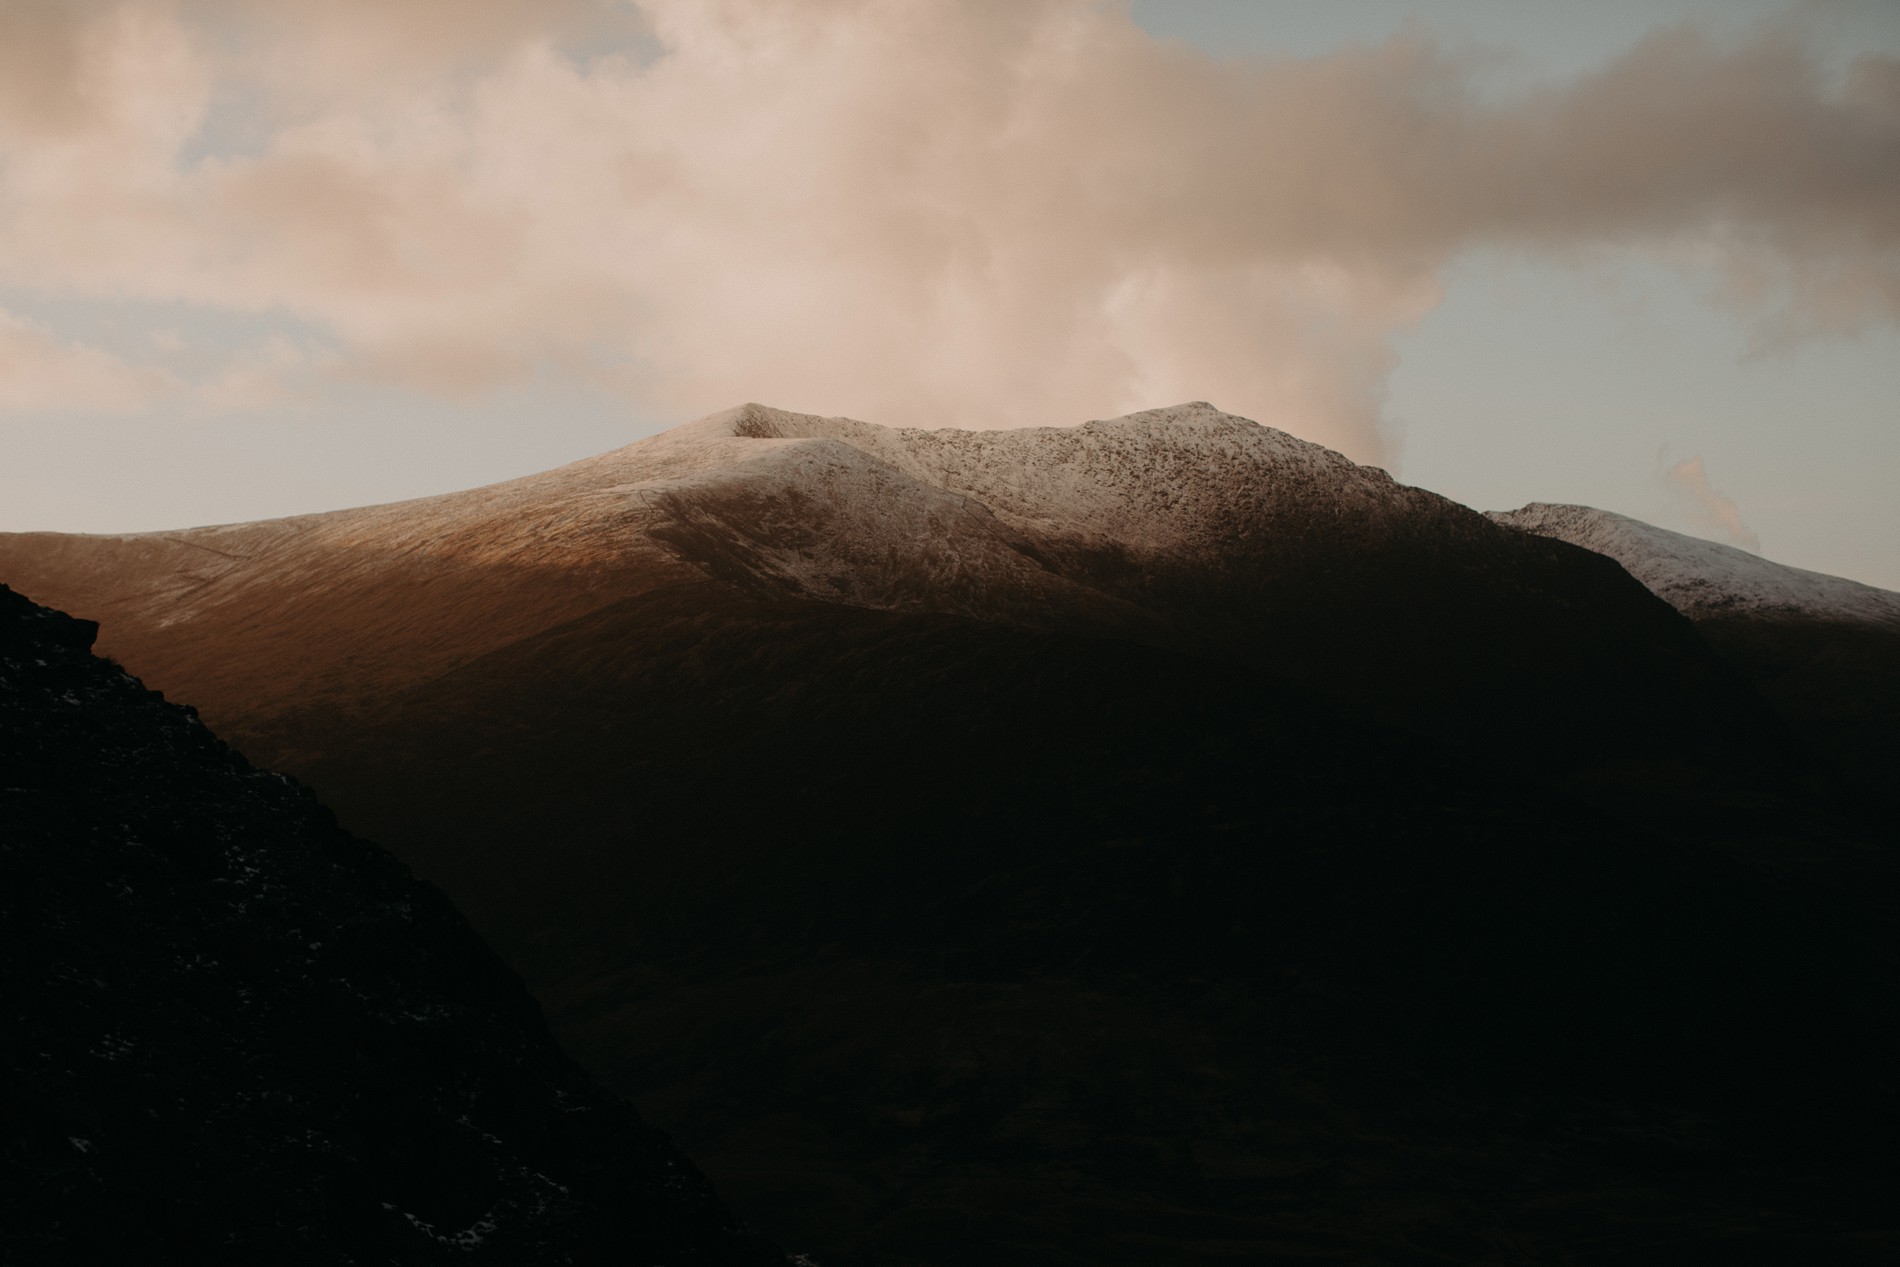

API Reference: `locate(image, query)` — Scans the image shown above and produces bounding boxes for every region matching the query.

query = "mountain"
[0,583,785,1266]
[1493,502,1900,799]
[0,403,1780,776]
[5,404,1897,1264]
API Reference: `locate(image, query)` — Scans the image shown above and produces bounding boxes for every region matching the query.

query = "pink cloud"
[0,308,175,412]
[1664,456,1761,551]
[0,2,1893,462]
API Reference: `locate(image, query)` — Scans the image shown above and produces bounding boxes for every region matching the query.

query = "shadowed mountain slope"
[0,584,784,1266]
[4,405,1897,1263]
[280,576,1900,1266]
[1494,502,1900,800]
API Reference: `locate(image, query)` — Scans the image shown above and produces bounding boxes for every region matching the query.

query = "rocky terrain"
[0,583,784,1266]
[5,403,1898,1264]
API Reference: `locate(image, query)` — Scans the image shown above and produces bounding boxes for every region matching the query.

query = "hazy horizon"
[1,0,1895,587]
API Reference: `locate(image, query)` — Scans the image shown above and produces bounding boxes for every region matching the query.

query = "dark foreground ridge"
[0,584,785,1266]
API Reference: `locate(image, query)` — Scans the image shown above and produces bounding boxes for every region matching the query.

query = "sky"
[1,0,1896,587]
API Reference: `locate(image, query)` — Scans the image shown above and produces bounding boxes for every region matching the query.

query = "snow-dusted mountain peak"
[596,399,1425,563]
[0,397,1502,737]
[13,395,1851,832]
[1492,503,1900,630]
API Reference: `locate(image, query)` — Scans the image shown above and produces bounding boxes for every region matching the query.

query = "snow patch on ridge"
[1492,503,1900,630]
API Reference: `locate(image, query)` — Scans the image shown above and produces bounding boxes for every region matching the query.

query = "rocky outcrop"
[0,584,784,1266]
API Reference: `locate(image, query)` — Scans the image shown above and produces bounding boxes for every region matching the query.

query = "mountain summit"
[0,402,1772,773]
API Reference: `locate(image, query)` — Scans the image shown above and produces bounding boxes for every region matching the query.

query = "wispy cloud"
[0,1,1895,460]
[0,308,175,412]
[0,300,321,415]
[1664,455,1761,551]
